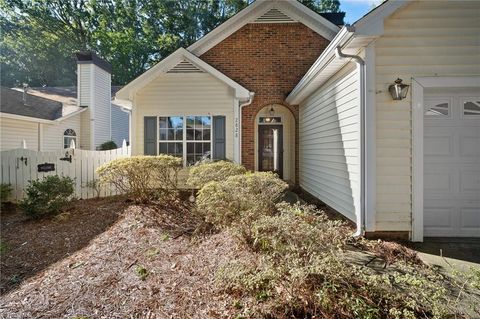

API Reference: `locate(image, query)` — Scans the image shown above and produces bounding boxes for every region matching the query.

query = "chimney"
[320,12,346,26]
[22,83,29,105]
[76,51,112,150]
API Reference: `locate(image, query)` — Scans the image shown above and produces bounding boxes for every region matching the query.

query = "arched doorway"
[254,104,295,183]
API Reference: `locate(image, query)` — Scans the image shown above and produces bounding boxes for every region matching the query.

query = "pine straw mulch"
[0,199,256,319]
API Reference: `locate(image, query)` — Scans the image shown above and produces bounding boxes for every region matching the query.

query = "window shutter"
[144,117,157,155]
[212,116,226,160]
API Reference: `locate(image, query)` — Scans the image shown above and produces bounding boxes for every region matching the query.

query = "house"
[286,0,480,241]
[116,0,479,241]
[0,52,130,151]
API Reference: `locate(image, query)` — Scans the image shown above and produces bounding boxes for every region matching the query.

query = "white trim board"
[116,48,251,102]
[411,76,480,242]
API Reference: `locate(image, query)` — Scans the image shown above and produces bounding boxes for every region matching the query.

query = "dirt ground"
[0,198,253,318]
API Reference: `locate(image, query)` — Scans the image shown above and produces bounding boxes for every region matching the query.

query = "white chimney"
[76,52,112,150]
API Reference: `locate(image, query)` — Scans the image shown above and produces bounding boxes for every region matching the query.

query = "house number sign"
[37,163,55,172]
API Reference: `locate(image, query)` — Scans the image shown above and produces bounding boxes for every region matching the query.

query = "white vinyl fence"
[0,146,131,201]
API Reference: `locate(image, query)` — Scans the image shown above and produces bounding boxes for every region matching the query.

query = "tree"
[0,0,339,87]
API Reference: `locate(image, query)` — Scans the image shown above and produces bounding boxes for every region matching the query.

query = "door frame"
[258,124,284,178]
[411,76,480,242]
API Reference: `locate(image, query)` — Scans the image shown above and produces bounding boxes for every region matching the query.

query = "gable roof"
[188,0,340,56]
[286,0,411,104]
[116,48,252,101]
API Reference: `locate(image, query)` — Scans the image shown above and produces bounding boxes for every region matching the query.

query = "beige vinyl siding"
[80,110,91,150]
[78,64,91,107]
[374,0,480,232]
[134,73,235,159]
[111,105,129,147]
[299,63,360,222]
[0,118,39,151]
[42,115,81,151]
[92,66,112,148]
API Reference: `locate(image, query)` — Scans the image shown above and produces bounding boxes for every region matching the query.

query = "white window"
[462,99,480,117]
[63,129,77,148]
[425,99,450,117]
[158,116,212,165]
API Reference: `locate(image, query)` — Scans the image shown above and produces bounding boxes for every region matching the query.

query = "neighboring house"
[0,52,130,151]
[116,0,479,241]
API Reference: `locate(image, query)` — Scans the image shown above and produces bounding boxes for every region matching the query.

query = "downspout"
[238,92,255,164]
[335,46,366,238]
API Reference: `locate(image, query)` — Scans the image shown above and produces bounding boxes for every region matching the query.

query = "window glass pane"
[464,101,480,116]
[186,129,195,140]
[204,143,211,153]
[168,116,183,129]
[186,116,195,129]
[195,143,203,154]
[202,129,211,140]
[194,129,202,140]
[159,117,167,128]
[259,117,282,124]
[195,116,203,127]
[159,143,168,154]
[201,116,211,128]
[159,129,167,140]
[167,129,174,140]
[187,143,194,153]
[425,102,449,117]
[175,128,183,140]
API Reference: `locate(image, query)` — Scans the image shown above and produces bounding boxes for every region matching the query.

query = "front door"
[258,125,283,178]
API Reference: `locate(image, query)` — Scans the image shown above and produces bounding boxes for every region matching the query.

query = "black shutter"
[144,117,157,155]
[212,116,226,160]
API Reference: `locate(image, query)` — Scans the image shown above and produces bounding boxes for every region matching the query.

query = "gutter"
[237,92,255,164]
[335,46,366,238]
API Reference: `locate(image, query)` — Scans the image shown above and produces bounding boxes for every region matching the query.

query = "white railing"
[0,145,131,201]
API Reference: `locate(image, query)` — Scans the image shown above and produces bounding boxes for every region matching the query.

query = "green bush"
[216,203,454,319]
[196,171,288,229]
[97,155,182,203]
[187,160,247,189]
[99,140,118,150]
[20,175,75,218]
[0,183,12,203]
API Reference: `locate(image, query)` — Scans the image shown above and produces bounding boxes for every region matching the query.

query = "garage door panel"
[460,170,480,192]
[424,135,454,156]
[424,172,452,192]
[424,93,480,237]
[460,208,480,230]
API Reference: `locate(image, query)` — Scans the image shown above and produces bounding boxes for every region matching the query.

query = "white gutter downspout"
[335,46,366,238]
[237,92,255,164]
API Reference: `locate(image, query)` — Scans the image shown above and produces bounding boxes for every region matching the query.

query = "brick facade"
[201,23,329,183]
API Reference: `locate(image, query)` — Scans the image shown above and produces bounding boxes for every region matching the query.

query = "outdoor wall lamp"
[388,78,409,100]
[268,106,275,116]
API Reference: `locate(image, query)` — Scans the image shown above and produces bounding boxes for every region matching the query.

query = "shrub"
[99,140,117,150]
[0,183,12,203]
[97,155,182,203]
[196,171,288,230]
[216,203,453,319]
[186,160,247,189]
[20,175,75,218]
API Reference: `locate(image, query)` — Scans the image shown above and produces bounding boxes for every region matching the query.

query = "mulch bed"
[0,198,254,318]
[0,197,126,295]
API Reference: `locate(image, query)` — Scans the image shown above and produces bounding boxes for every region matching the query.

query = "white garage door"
[424,91,480,237]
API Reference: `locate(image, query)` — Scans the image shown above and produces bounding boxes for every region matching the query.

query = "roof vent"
[167,60,204,73]
[254,8,296,23]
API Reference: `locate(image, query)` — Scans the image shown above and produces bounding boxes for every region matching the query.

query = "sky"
[340,0,383,24]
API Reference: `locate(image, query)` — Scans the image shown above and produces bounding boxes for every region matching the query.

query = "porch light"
[269,106,275,116]
[388,78,409,100]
